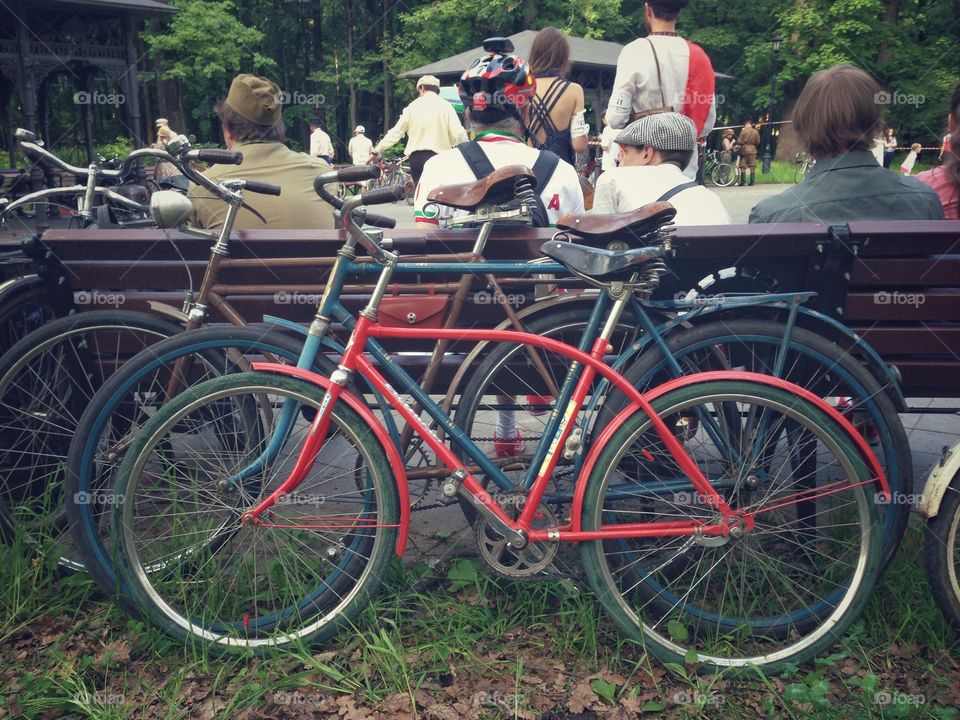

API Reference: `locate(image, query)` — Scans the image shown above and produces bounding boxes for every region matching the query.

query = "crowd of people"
[176,0,957,231]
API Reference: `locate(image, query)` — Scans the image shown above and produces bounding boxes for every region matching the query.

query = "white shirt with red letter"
[414,130,585,226]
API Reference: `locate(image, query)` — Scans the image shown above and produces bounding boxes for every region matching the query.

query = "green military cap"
[225,74,282,126]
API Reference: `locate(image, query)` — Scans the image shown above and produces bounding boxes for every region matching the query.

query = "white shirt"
[607,35,717,180]
[375,91,468,156]
[309,128,334,159]
[414,132,585,226]
[593,163,730,226]
[348,134,374,165]
[600,126,621,170]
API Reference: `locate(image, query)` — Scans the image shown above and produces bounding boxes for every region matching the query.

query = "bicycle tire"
[0,285,55,356]
[580,379,882,674]
[924,473,960,629]
[112,371,398,653]
[710,162,738,187]
[595,317,910,573]
[0,309,180,570]
[66,325,317,609]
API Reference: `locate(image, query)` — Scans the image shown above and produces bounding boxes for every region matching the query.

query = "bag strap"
[457,141,496,179]
[646,38,668,108]
[532,150,560,193]
[656,180,698,203]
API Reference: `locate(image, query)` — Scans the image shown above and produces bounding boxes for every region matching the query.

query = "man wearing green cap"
[189,73,335,230]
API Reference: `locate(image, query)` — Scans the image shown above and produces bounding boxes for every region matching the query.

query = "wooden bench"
[30,220,960,398]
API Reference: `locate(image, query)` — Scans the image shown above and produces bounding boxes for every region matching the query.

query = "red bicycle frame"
[247,315,889,551]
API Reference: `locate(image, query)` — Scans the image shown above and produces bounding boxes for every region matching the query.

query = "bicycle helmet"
[458,39,536,124]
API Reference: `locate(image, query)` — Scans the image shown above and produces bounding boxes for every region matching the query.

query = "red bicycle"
[108,170,888,674]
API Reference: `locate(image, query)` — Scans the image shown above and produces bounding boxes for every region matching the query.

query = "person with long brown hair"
[750,65,942,223]
[918,83,960,220]
[524,26,589,167]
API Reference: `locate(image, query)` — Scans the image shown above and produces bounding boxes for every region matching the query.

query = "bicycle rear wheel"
[597,317,910,572]
[580,380,881,674]
[112,372,398,652]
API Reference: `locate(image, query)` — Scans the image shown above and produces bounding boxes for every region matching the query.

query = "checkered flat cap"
[615,112,696,151]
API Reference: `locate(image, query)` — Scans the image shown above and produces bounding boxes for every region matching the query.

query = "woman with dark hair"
[524,26,589,167]
[750,64,942,223]
[917,83,960,219]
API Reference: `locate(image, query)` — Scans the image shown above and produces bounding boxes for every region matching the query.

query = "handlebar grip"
[358,211,396,229]
[338,165,380,183]
[243,181,282,196]
[360,185,405,206]
[197,149,243,165]
[393,236,428,250]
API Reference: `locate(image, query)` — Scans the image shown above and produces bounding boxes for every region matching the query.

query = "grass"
[2,517,960,719]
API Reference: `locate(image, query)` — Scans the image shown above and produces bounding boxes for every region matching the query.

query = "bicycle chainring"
[476,499,559,579]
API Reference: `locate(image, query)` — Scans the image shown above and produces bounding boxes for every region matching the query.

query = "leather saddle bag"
[378,285,450,329]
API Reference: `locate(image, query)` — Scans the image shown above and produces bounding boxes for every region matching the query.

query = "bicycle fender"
[250,361,409,555]
[0,273,45,303]
[919,443,960,518]
[146,300,189,324]
[262,315,308,336]
[571,370,890,532]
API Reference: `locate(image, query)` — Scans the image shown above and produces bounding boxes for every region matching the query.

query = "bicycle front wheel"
[580,380,881,674]
[112,372,398,653]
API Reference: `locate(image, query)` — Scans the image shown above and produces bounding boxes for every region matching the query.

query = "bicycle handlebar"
[312,169,397,229]
[240,180,281,196]
[337,165,380,183]
[196,149,244,165]
[360,185,406,206]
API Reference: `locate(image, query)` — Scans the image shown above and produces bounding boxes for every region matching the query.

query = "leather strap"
[628,39,674,121]
[656,180,698,203]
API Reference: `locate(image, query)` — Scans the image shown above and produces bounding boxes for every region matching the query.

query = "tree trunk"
[347,0,356,135]
[382,2,392,129]
[878,0,899,64]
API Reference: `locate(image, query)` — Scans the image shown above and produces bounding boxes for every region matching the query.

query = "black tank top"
[526,77,576,166]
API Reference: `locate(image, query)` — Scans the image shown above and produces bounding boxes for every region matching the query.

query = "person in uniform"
[189,74,335,230]
[736,119,760,186]
[308,117,335,164]
[348,125,373,165]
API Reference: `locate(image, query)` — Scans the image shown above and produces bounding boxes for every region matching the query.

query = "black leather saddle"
[539,240,666,281]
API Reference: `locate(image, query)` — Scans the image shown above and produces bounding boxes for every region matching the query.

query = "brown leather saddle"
[427,165,537,211]
[556,201,676,245]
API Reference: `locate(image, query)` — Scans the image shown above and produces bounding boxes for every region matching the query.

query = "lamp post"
[761,35,782,174]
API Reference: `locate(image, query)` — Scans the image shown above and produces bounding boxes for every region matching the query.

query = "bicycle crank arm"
[457,484,527,548]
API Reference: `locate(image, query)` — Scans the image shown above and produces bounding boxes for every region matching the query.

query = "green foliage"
[143,0,273,126]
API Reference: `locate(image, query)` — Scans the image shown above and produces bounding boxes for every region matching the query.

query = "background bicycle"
[703,149,740,187]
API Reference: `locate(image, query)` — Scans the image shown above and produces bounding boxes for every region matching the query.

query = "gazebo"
[399,30,733,131]
[0,0,176,168]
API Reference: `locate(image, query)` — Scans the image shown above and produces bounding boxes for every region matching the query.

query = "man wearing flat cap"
[369,74,468,186]
[605,1,716,180]
[189,73,335,230]
[592,111,729,225]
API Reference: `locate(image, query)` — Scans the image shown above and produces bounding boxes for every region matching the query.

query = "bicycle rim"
[581,380,880,672]
[113,373,398,652]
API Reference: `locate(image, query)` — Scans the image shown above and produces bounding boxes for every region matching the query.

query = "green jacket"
[189,141,335,230]
[749,151,944,224]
